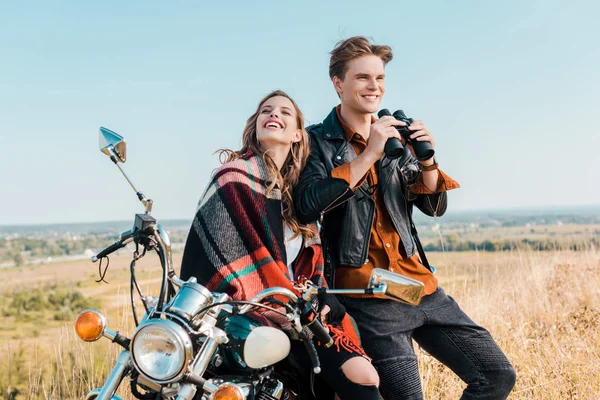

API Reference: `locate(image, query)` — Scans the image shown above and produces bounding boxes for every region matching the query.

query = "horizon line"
[2,203,600,228]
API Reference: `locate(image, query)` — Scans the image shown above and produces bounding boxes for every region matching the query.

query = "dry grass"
[420,248,600,399]
[0,253,168,399]
[1,248,599,399]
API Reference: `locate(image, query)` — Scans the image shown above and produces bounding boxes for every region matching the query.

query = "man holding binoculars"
[295,36,516,399]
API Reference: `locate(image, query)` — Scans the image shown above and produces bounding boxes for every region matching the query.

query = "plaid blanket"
[180,153,365,355]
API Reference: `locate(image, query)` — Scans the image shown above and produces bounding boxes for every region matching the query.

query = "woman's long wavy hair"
[218,90,314,239]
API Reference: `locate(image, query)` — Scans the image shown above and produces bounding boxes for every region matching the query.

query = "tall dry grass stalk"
[1,249,599,398]
[420,247,600,399]
[1,282,139,399]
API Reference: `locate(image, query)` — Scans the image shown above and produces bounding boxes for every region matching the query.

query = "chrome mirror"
[99,127,127,163]
[97,126,152,214]
[367,268,424,305]
[322,268,424,306]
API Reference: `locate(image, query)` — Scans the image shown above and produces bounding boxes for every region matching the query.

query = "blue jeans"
[340,287,516,400]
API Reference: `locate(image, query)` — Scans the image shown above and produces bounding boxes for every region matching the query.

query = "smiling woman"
[179,89,382,399]
[256,96,304,170]
[213,90,313,240]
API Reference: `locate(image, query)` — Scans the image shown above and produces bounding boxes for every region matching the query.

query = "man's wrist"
[419,157,438,171]
[360,148,380,166]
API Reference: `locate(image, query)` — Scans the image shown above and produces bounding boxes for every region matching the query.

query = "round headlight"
[130,319,193,383]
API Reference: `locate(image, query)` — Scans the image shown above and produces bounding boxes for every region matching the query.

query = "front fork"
[86,350,130,400]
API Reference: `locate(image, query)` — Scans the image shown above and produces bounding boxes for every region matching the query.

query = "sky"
[0,0,598,225]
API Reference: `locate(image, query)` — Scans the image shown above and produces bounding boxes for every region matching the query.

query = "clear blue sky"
[1,1,598,225]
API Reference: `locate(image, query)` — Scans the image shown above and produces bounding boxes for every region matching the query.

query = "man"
[295,36,516,399]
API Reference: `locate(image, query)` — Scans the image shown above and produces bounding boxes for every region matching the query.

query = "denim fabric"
[341,288,516,400]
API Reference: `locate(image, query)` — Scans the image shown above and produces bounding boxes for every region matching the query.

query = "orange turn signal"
[74,309,106,342]
[213,384,245,400]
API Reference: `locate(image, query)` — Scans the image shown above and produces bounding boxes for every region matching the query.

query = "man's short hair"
[329,36,393,80]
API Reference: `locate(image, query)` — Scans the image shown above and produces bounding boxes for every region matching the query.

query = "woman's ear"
[292,129,302,143]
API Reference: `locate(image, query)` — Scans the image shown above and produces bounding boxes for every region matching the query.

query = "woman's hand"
[320,305,331,322]
[318,293,346,325]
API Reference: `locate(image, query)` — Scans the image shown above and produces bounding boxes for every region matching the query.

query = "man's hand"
[364,116,406,161]
[405,120,436,164]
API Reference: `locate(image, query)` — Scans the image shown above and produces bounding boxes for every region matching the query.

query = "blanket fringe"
[325,324,371,360]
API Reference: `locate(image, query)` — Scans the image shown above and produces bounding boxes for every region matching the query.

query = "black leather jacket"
[294,107,447,269]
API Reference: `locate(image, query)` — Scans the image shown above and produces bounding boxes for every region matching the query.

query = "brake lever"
[300,331,321,374]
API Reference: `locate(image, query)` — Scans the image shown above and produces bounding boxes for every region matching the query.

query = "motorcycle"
[74,127,425,400]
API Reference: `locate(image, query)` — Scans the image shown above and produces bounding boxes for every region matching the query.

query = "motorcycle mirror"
[367,268,424,306]
[99,127,127,163]
[97,126,153,214]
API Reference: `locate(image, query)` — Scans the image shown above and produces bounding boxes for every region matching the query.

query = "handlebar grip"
[302,335,322,374]
[306,318,334,348]
[92,240,126,262]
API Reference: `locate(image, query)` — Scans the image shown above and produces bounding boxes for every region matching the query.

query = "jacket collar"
[321,106,347,141]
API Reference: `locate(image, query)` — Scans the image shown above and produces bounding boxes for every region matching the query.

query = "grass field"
[419,223,600,249]
[1,246,599,399]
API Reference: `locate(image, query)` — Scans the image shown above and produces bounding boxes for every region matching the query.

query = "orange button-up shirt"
[330,106,459,296]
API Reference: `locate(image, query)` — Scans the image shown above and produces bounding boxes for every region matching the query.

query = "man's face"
[333,55,385,114]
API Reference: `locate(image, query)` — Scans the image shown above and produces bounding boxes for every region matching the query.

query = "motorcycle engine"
[256,378,294,400]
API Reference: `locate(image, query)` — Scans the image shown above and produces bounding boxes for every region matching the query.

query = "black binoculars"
[377,109,435,161]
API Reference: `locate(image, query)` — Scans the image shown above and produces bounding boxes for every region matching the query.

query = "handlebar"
[239,286,333,374]
[302,334,321,374]
[241,287,332,345]
[91,229,134,262]
[305,316,333,348]
[91,237,133,262]
[239,287,299,314]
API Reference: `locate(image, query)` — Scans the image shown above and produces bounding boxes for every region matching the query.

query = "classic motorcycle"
[74,127,425,400]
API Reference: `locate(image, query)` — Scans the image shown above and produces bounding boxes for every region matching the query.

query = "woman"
[180,90,380,399]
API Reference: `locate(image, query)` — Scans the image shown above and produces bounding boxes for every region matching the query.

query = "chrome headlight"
[130,319,193,383]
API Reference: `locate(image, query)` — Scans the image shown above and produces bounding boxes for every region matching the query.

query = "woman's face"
[256,96,302,149]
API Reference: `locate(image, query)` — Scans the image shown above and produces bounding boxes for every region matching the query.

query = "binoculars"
[377,109,435,161]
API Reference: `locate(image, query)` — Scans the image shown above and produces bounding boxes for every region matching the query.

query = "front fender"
[87,350,130,400]
[85,388,123,400]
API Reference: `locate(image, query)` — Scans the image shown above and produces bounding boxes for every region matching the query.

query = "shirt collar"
[335,105,376,142]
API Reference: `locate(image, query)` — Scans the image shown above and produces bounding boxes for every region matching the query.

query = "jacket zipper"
[319,187,353,224]
[320,187,374,267]
[360,198,375,264]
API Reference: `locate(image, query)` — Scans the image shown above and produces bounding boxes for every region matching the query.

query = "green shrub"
[2,287,100,322]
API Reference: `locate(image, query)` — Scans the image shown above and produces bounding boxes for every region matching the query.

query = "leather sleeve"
[413,191,448,217]
[401,156,451,218]
[294,131,354,224]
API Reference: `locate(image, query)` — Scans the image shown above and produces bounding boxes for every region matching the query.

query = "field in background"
[1,247,599,399]
[420,223,600,244]
[419,249,600,399]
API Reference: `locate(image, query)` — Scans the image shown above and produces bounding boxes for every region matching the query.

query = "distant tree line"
[0,230,189,264]
[2,228,598,265]
[424,235,600,252]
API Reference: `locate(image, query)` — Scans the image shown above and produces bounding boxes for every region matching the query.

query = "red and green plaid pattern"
[180,154,364,353]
